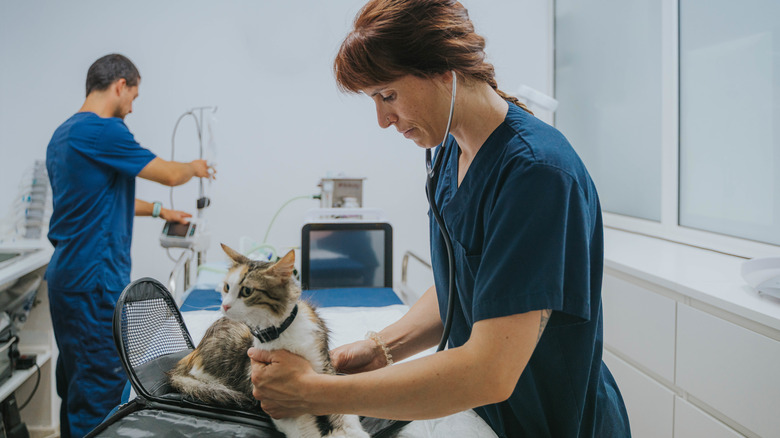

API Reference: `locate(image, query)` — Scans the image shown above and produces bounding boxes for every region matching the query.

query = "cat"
[169,243,370,438]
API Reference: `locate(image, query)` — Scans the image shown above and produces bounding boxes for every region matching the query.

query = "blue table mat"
[303,287,403,307]
[179,287,402,312]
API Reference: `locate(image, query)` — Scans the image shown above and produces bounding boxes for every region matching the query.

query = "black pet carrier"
[85,277,407,438]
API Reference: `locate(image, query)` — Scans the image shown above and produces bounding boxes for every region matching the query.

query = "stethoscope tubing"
[426,71,459,353]
[427,172,457,352]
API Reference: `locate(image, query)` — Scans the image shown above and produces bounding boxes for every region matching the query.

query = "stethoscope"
[426,71,458,352]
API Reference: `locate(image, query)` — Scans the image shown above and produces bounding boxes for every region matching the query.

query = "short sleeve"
[472,163,594,326]
[72,118,156,177]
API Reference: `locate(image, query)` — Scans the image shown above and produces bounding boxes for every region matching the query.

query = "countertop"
[604,227,780,332]
[0,239,53,287]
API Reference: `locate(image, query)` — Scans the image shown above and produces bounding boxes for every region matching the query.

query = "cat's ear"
[268,250,295,278]
[221,243,250,265]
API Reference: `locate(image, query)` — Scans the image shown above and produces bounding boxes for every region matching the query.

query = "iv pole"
[167,105,217,300]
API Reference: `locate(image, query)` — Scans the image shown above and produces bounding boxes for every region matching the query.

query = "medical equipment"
[164,106,217,298]
[169,106,218,213]
[426,70,458,352]
[425,74,544,352]
[159,219,209,251]
[300,222,393,290]
[0,266,43,386]
[317,176,365,208]
[253,175,371,260]
[1,161,51,243]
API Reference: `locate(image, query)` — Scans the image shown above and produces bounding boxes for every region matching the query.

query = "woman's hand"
[248,348,320,419]
[330,339,387,374]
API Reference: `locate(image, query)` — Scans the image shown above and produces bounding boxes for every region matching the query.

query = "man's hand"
[191,159,215,179]
[160,208,192,224]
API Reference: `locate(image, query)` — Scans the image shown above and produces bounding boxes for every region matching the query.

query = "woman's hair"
[334,0,531,113]
[86,54,140,97]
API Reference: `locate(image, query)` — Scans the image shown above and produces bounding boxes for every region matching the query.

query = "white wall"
[0,0,551,301]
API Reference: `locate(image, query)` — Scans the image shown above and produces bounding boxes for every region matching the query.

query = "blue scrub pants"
[48,286,126,438]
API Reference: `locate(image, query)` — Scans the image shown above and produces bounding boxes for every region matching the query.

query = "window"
[555,0,663,222]
[555,0,780,256]
[679,0,780,246]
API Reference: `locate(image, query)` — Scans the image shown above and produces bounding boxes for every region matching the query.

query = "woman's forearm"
[309,311,541,420]
[378,285,443,362]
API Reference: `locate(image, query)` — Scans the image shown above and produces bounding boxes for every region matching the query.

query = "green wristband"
[152,201,162,218]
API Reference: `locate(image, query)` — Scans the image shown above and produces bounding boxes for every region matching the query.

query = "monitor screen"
[165,222,194,238]
[301,223,392,290]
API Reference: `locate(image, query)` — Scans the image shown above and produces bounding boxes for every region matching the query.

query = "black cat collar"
[249,304,299,343]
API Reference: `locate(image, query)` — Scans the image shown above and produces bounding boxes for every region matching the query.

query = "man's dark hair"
[85,54,141,97]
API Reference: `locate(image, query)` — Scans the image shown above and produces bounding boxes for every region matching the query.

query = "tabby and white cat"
[169,244,369,438]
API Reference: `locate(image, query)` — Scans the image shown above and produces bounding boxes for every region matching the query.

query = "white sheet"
[181,305,497,438]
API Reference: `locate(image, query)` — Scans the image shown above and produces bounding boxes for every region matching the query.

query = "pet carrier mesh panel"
[87,277,407,438]
[119,296,193,368]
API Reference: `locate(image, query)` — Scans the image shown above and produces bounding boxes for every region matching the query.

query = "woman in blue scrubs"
[249,1,631,436]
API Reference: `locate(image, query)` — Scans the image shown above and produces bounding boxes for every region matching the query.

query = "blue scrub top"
[46,112,156,292]
[429,104,630,437]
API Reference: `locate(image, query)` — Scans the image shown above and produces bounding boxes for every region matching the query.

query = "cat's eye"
[239,286,252,298]
[223,284,229,293]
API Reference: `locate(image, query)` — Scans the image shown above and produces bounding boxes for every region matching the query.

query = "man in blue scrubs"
[45,54,212,437]
[247,2,630,437]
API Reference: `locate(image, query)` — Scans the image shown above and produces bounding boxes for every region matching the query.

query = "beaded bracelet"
[365,331,394,366]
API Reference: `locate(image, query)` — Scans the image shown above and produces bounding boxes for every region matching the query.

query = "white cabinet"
[17,280,57,436]
[603,274,676,382]
[603,350,674,438]
[677,305,780,438]
[0,248,57,437]
[674,397,743,438]
[602,272,768,438]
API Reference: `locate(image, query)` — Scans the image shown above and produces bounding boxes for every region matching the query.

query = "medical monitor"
[163,221,196,238]
[301,222,392,290]
[160,221,199,249]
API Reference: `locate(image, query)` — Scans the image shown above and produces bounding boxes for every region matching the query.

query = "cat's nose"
[222,304,231,312]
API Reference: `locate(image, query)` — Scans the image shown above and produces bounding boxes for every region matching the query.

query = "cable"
[262,195,316,244]
[243,243,277,261]
[166,248,180,262]
[197,264,228,275]
[169,111,201,210]
[18,363,41,411]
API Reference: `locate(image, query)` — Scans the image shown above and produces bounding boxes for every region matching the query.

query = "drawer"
[602,274,676,381]
[677,304,780,438]
[674,397,744,438]
[603,350,674,438]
